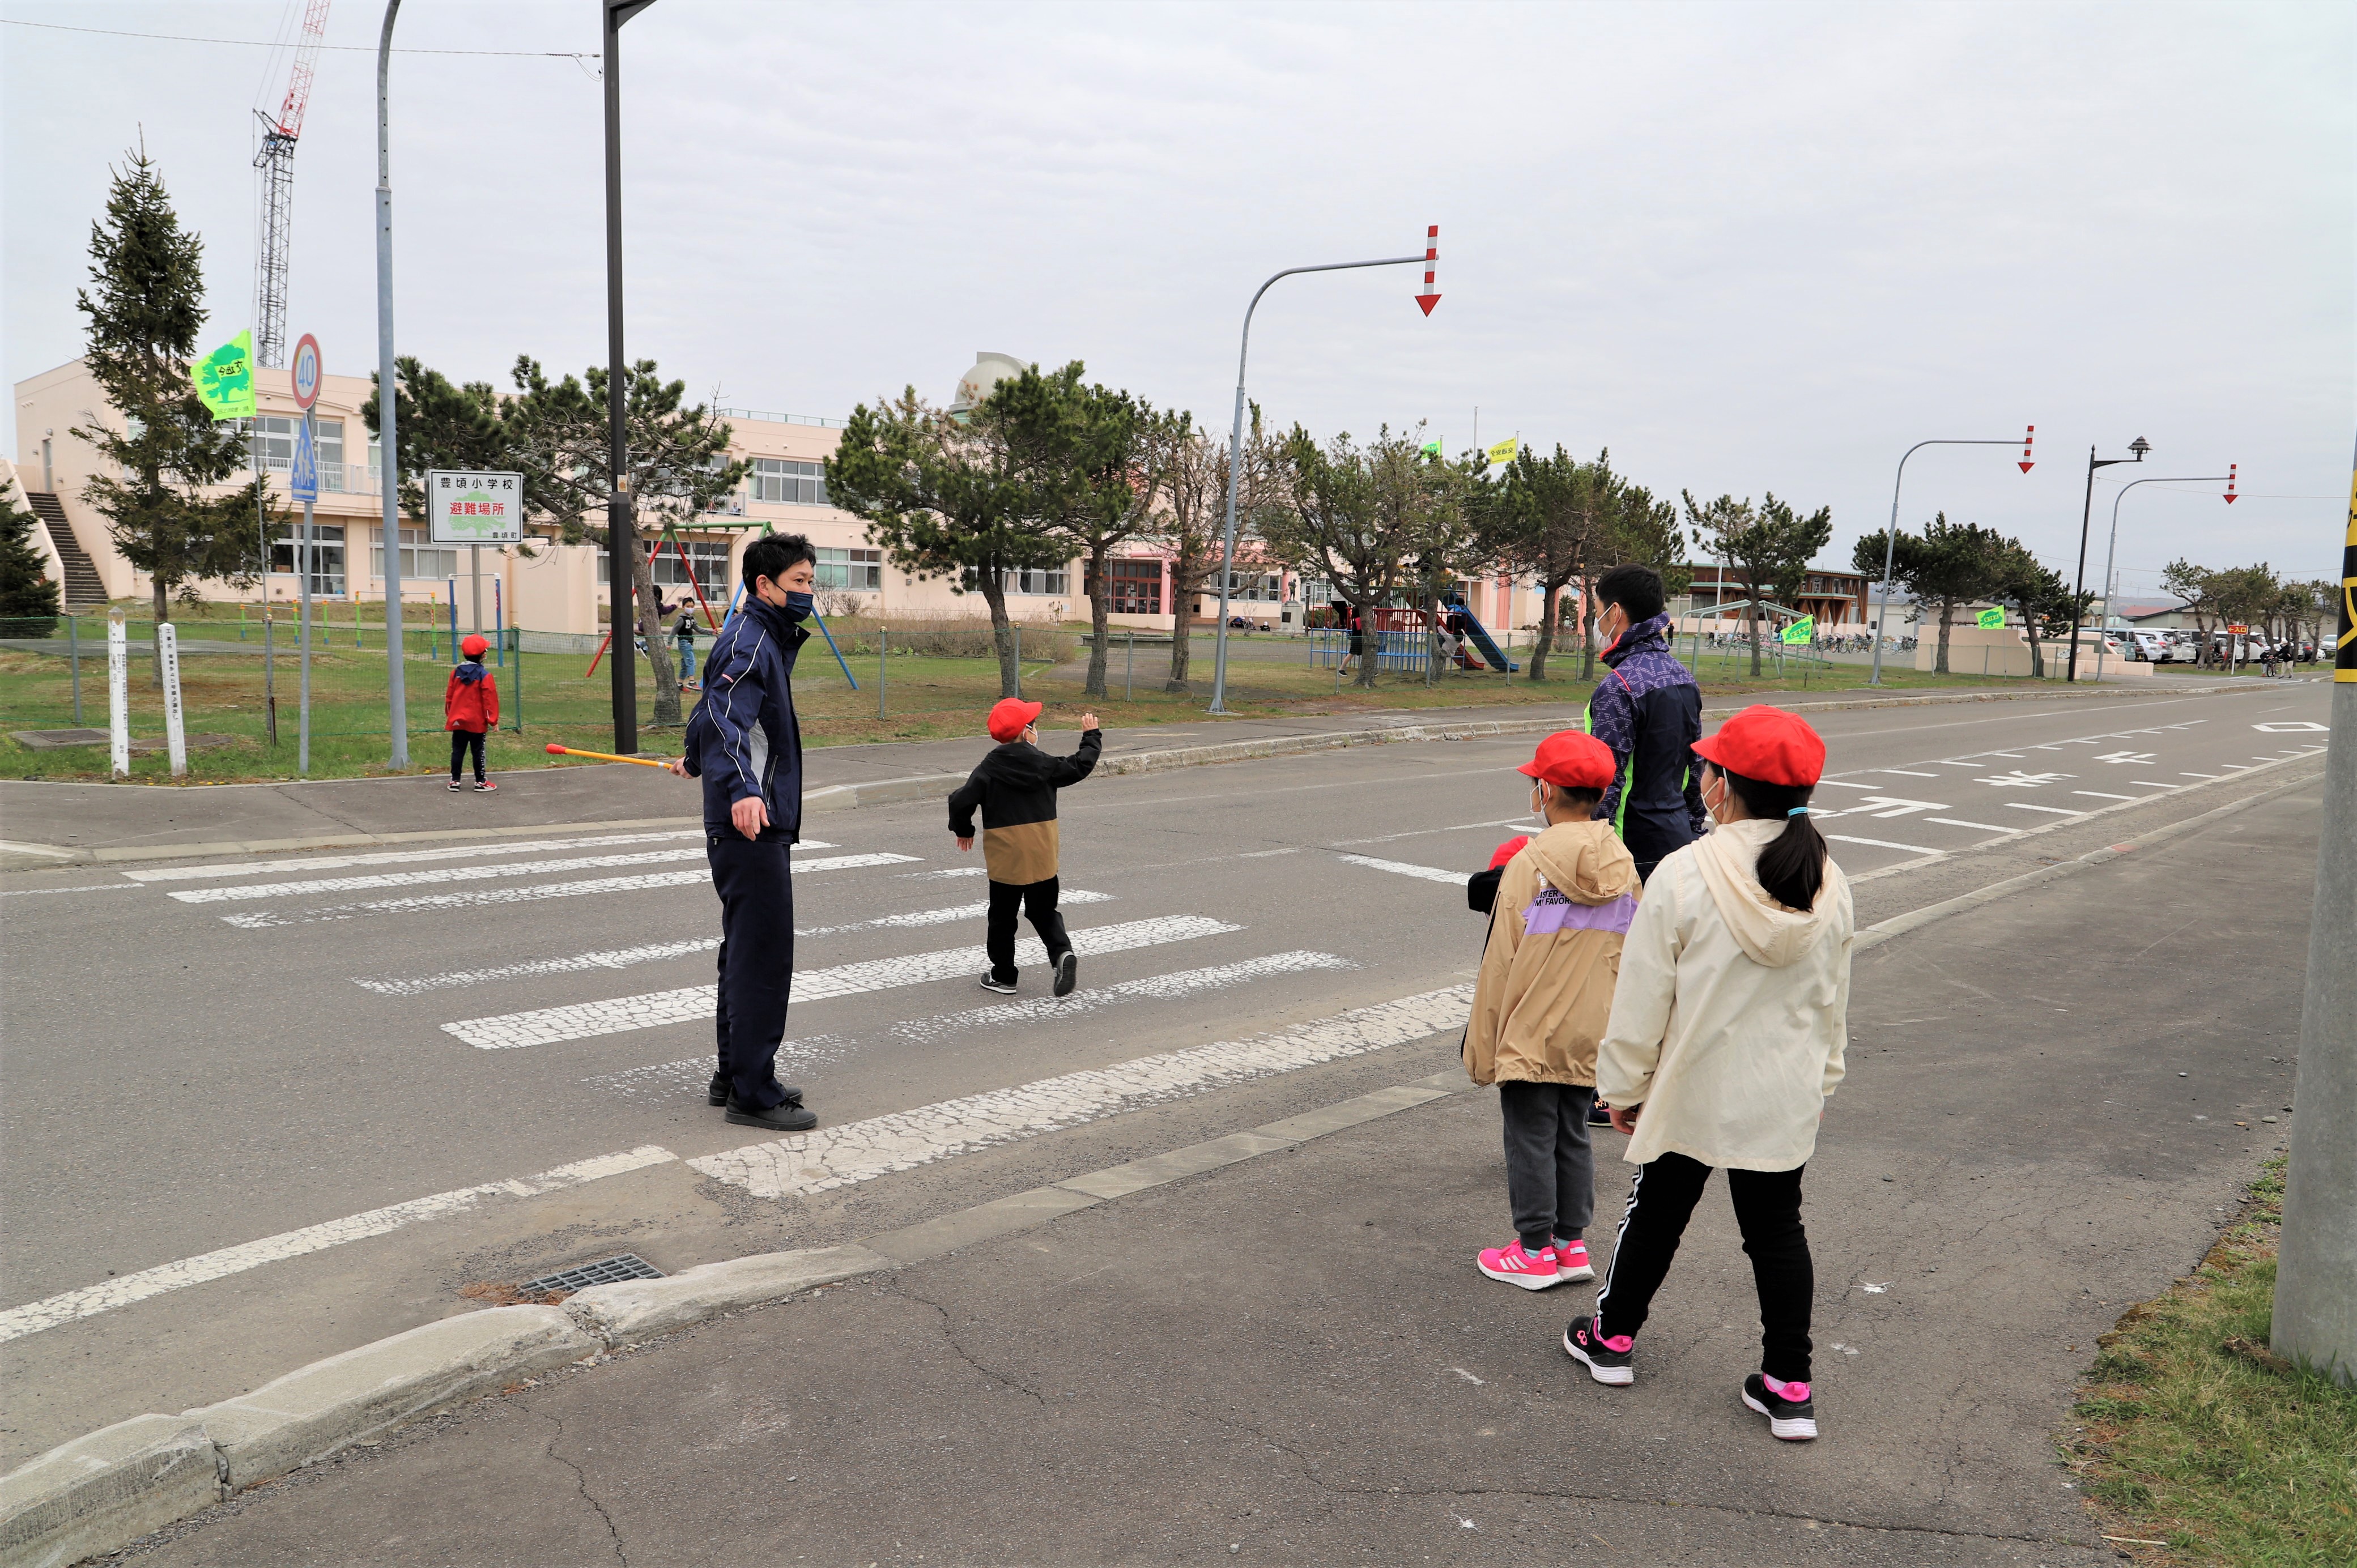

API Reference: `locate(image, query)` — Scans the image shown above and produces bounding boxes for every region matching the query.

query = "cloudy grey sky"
[5,0,2349,600]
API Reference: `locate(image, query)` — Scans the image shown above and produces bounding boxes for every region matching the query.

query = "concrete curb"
[560,1245,891,1342]
[0,1417,219,1568]
[1,678,2258,867]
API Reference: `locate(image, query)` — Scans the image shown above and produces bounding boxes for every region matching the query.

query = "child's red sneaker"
[1477,1240,1561,1290]
[473,779,497,792]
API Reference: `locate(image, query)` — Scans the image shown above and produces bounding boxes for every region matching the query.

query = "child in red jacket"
[444,633,500,792]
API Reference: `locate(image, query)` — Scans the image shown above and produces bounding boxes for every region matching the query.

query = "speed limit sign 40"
[291,334,322,411]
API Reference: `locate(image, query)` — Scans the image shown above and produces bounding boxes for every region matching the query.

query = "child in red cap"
[444,633,499,792]
[1567,705,1852,1444]
[1462,728,1640,1293]
[948,698,1102,996]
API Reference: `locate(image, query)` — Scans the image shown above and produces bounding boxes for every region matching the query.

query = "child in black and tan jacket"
[948,698,1101,997]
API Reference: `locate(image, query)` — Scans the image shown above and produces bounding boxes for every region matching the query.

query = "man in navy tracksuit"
[1583,564,1709,883]
[669,533,820,1133]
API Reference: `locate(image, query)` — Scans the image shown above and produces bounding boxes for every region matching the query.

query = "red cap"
[1692,704,1827,787]
[1517,730,1616,791]
[988,698,1044,743]
[1488,835,1530,870]
[460,633,490,658]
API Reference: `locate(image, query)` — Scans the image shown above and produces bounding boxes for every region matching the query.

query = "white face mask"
[1703,768,1731,824]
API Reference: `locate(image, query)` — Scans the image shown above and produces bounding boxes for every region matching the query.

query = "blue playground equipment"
[1441,599,1517,672]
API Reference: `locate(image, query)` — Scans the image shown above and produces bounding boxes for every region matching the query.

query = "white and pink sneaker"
[1554,1239,1595,1281]
[1477,1240,1562,1290]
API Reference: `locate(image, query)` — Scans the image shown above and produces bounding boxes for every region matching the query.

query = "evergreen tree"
[0,497,62,634]
[72,143,269,685]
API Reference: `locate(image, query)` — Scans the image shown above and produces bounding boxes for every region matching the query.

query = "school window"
[813,547,882,592]
[1219,569,1282,602]
[748,457,828,506]
[270,522,346,595]
[1088,558,1163,615]
[649,539,734,594]
[369,525,462,582]
[1003,566,1068,596]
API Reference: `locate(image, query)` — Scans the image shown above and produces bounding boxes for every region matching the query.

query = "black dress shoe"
[724,1094,817,1132]
[709,1071,802,1107]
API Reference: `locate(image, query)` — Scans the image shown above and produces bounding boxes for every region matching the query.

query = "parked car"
[1227,616,1254,629]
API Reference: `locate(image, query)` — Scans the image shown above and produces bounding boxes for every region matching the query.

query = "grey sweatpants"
[1499,1080,1597,1252]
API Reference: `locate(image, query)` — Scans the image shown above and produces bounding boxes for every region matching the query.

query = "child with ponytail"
[1563,705,1853,1443]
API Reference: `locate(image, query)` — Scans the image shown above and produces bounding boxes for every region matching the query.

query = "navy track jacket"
[1583,611,1708,867]
[682,596,808,842]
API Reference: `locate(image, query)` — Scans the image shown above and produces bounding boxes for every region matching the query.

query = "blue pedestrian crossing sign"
[290,419,320,503]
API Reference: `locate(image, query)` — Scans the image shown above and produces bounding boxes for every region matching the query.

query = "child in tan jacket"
[1463,730,1640,1291]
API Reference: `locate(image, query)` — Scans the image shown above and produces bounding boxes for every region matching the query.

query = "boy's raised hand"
[1079,711,1100,732]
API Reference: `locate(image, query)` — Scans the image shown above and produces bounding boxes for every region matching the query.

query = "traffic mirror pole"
[2092,472,2233,679]
[1868,428,2032,687]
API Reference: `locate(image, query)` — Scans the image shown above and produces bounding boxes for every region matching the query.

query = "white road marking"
[1934,760,1984,768]
[2073,791,2141,802]
[0,884,144,897]
[443,915,1245,1050]
[2006,803,2086,816]
[1337,853,1469,886]
[692,983,1474,1200]
[220,854,918,928]
[120,831,720,883]
[1977,770,2071,788]
[796,889,1113,939]
[891,951,1358,1043]
[356,938,722,997]
[169,847,708,903]
[1869,769,1941,778]
[584,1038,850,1100]
[2131,781,2181,790]
[897,866,986,879]
[1923,817,2015,833]
[1827,796,1947,819]
[2180,772,2221,781]
[224,869,716,928]
[0,1146,677,1344]
[1816,779,1879,790]
[1824,834,1945,855]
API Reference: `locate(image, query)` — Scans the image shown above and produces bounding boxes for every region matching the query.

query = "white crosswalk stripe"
[690,983,1473,1200]
[1336,853,1469,887]
[796,889,1113,940]
[355,938,724,997]
[218,853,916,928]
[168,847,708,903]
[443,914,1245,1050]
[121,831,729,882]
[891,950,1356,1043]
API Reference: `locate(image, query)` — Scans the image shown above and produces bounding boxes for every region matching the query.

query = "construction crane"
[252,0,333,369]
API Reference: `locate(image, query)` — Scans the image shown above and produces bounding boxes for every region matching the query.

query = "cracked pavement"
[108,766,2323,1565]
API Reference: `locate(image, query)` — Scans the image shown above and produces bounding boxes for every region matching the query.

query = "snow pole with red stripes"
[1415,226,1441,316]
[2019,424,2035,472]
[2224,463,2238,504]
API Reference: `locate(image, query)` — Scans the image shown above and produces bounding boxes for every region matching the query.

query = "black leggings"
[449,728,486,782]
[985,876,1070,984]
[1593,1151,1814,1383]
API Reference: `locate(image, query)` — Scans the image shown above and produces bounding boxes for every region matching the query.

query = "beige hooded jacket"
[1462,819,1641,1088]
[1596,817,1854,1170]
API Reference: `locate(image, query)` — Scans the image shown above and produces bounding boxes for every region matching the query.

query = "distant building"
[1674,563,1871,629]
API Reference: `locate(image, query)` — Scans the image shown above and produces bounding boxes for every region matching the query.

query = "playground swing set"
[582,521,859,689]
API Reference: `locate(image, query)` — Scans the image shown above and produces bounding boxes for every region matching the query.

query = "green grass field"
[0,604,2040,783]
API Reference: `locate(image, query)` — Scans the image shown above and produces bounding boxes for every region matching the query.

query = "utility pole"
[2272,432,2357,1386]
[376,0,408,767]
[2066,437,2147,681]
[603,0,657,754]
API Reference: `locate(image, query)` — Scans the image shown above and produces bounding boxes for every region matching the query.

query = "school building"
[1672,563,1871,631]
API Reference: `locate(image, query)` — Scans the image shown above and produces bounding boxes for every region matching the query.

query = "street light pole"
[603,0,657,753]
[1868,432,2031,686]
[2271,431,2357,1385]
[1208,238,1435,715]
[2067,437,2148,681]
[2091,472,2231,679]
[375,0,408,767]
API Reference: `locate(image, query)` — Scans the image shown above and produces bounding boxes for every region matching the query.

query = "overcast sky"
[5,0,2349,600]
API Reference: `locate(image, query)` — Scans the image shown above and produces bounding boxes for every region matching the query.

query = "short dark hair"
[742,532,816,591]
[1543,782,1603,813]
[1594,564,1665,623]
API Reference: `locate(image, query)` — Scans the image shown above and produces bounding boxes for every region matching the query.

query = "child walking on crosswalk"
[948,698,1102,997]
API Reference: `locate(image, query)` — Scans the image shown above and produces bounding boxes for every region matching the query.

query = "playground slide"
[1446,603,1517,672]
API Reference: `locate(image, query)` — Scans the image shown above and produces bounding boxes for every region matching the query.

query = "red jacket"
[444,662,499,731]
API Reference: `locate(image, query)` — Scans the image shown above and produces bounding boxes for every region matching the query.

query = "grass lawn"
[2062,1157,2357,1564]
[1,606,2037,784]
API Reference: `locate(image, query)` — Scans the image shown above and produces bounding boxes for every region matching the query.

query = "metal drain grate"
[518,1254,665,1295]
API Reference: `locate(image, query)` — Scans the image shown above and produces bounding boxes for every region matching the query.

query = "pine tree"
[0,497,62,633]
[73,142,269,684]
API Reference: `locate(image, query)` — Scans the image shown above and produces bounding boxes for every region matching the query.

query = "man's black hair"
[742,532,817,591]
[1594,563,1665,623]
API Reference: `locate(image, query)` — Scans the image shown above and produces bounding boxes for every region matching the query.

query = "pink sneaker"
[1554,1239,1595,1281]
[1477,1240,1562,1290]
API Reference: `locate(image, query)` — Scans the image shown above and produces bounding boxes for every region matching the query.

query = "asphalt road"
[0,681,2330,1473]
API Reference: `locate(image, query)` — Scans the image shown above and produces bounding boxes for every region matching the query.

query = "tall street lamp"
[2067,437,2148,681]
[604,0,658,753]
[2091,470,2233,679]
[1208,228,1441,715]
[1867,427,2034,686]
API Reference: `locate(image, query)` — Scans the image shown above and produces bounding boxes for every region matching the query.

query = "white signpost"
[157,621,188,778]
[107,608,129,778]
[427,471,525,637]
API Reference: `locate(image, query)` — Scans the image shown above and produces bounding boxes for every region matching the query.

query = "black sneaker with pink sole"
[1741,1373,1819,1441]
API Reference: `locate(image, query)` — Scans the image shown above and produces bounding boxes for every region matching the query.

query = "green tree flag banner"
[1780,615,1815,644]
[192,330,256,420]
[1977,606,2006,629]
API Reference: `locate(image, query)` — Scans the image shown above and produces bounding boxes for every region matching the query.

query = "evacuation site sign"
[192,331,257,421]
[1977,607,2006,629]
[426,471,526,546]
[1779,615,1815,645]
